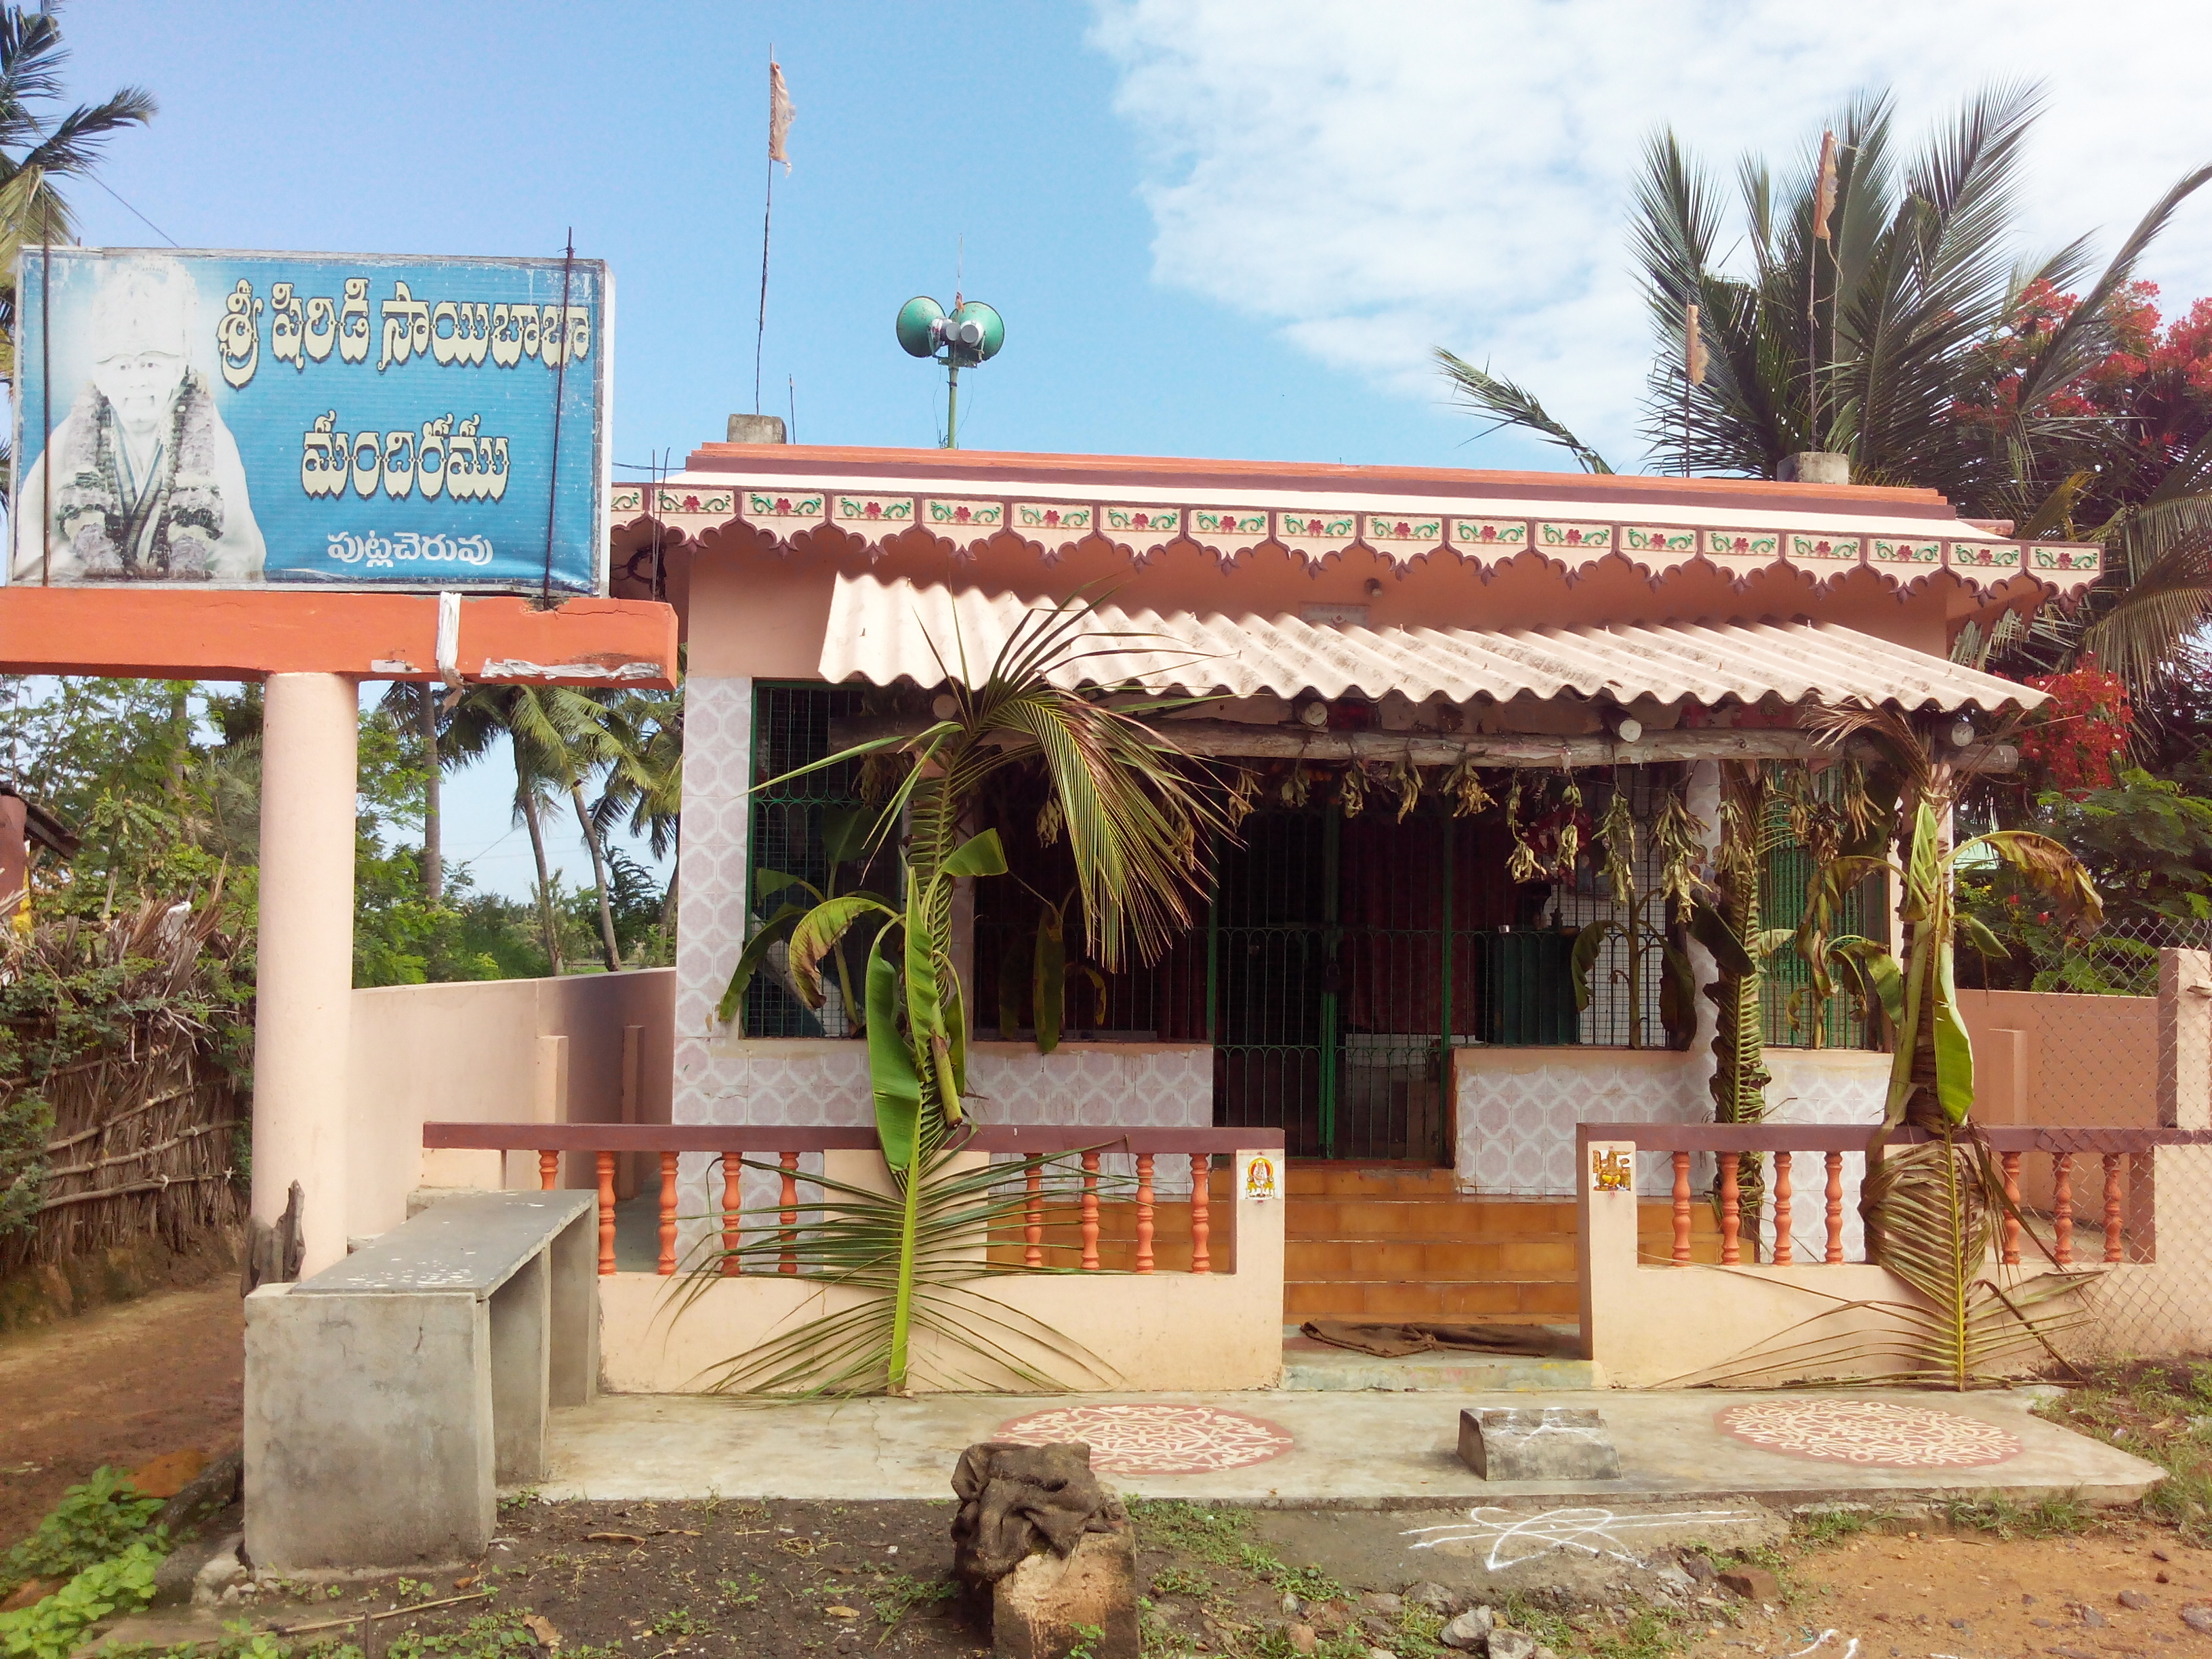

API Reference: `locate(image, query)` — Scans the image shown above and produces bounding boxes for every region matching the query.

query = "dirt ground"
[0,1282,243,1544]
[94,1494,2212,1659]
[15,1283,2212,1658]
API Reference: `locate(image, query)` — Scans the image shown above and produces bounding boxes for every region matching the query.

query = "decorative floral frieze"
[1450,518,1530,556]
[2031,543,2100,575]
[1274,510,1361,565]
[610,486,645,514]
[1014,501,1093,533]
[1191,508,1268,539]
[1362,514,1446,558]
[1537,521,1612,552]
[925,498,1003,529]
[737,489,820,523]
[1869,537,1941,567]
[1702,529,1779,560]
[1620,525,1698,554]
[1944,541,2023,592]
[1788,533,1861,564]
[834,495,915,527]
[664,487,741,516]
[1102,504,1180,535]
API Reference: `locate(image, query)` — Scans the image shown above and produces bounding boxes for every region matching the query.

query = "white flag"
[769,61,794,173]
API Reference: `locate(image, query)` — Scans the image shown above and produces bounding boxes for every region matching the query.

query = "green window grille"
[1757,788,1881,1050]
[742,682,874,1038]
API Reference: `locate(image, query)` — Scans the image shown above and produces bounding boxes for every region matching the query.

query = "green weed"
[716,1573,763,1609]
[1,1467,165,1594]
[1793,1506,1891,1547]
[1147,1565,1214,1599]
[1940,1493,2094,1538]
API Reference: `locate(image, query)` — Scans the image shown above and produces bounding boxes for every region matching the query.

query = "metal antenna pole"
[945,363,960,451]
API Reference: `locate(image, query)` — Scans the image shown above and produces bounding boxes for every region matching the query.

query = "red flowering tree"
[2015,655,2135,796]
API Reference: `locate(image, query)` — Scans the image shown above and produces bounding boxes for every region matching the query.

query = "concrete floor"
[541,1386,2162,1509]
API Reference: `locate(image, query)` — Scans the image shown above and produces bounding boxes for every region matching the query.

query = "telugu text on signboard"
[7,247,609,594]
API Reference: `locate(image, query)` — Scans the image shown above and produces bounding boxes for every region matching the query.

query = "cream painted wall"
[596,1147,1286,1395]
[346,969,674,1240]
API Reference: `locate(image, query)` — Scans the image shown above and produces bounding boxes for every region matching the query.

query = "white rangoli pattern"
[1716,1399,2022,1468]
[994,1404,1294,1474]
[1404,1507,1763,1571]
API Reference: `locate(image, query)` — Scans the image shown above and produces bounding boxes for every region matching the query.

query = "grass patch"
[1940,1492,2096,1538]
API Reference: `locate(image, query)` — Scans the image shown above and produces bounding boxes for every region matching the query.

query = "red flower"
[1133,513,1151,529]
[1565,529,1583,544]
[1479,525,1498,541]
[682,494,701,510]
[954,506,972,523]
[1043,509,1061,526]
[863,501,882,518]
[1395,520,1412,537]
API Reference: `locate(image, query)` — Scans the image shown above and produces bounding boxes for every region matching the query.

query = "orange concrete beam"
[0,588,678,687]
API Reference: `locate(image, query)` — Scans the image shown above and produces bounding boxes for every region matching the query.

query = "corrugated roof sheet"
[819,573,2045,714]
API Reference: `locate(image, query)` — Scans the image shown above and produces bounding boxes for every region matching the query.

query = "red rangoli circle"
[1717,1399,2022,1468]
[994,1404,1295,1475]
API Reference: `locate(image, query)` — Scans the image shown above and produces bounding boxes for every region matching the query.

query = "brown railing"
[1579,1123,2212,1269]
[422,1123,1280,1277]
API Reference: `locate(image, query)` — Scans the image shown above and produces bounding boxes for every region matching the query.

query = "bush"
[0,1540,163,1659]
[1,1467,162,1592]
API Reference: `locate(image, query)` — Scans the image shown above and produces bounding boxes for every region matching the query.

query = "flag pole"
[754,155,773,415]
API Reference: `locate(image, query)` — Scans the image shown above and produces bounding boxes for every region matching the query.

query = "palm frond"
[1433,349,1614,474]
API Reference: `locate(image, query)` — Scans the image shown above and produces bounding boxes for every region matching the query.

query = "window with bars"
[1757,784,1883,1051]
[741,682,884,1039]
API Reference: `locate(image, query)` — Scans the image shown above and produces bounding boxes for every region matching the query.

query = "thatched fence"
[1,895,249,1273]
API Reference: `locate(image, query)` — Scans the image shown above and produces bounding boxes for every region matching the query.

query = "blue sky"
[43,0,2212,896]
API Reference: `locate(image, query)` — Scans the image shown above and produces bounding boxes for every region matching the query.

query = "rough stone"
[2182,1607,2212,1635]
[991,1531,1139,1659]
[189,1540,244,1609]
[1440,1607,1494,1651]
[1363,1592,1404,1616]
[1718,1568,1780,1604]
[2078,1605,2109,1628]
[1652,1565,1696,1597]
[129,1448,208,1499]
[1405,1582,1458,1615]
[1458,1408,1622,1481]
[1288,1626,1318,1656]
[1368,1648,1398,1659]
[1490,1627,1538,1659]
[2121,1591,2154,1610]
[153,1448,243,1534]
[1680,1552,1716,1583]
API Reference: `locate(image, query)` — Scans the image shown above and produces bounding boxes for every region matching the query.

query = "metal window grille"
[1757,787,1881,1050]
[742,683,872,1038]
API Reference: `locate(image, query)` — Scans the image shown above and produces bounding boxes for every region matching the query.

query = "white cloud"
[1089,0,2212,468]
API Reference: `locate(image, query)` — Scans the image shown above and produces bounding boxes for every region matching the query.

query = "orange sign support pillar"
[257,674,361,1275]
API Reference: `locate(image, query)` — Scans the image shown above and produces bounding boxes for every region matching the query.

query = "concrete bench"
[244,1190,598,1571]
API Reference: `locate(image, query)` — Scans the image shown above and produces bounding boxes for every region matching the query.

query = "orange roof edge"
[0,587,678,688]
[680,441,1956,510]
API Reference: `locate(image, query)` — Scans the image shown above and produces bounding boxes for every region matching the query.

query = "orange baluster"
[539,1149,559,1191]
[657,1150,678,1276]
[721,1153,742,1277]
[1824,1151,1845,1263]
[1024,1158,1044,1268]
[1771,1151,1793,1265]
[2000,1151,2022,1266]
[1135,1154,1155,1273]
[1719,1151,1742,1265]
[595,1151,616,1276]
[1189,1154,1211,1273]
[779,1151,800,1275]
[1671,1151,1692,1264]
[2104,1153,2125,1263]
[1080,1151,1101,1271]
[2053,1153,2074,1265]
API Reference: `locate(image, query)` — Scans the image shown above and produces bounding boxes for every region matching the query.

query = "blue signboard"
[7,247,609,594]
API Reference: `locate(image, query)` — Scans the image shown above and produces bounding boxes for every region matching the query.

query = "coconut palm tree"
[1437,84,2212,687]
[590,682,683,934]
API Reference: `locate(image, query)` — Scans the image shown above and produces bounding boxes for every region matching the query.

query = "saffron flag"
[769,61,794,173]
[1812,130,1839,243]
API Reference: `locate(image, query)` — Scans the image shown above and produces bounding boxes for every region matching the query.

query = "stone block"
[1718,1566,1780,1603]
[1457,1407,1622,1481]
[1441,1605,1494,1650]
[991,1530,1139,1659]
[1490,1628,1538,1659]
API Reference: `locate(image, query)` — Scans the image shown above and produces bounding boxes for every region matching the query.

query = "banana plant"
[704,597,1224,1394]
[715,806,879,1031]
[999,888,1107,1051]
[1805,703,2104,1387]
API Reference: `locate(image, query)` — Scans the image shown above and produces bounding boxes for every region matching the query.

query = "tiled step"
[1286,1237,1579,1279]
[1286,1278,1582,1319]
